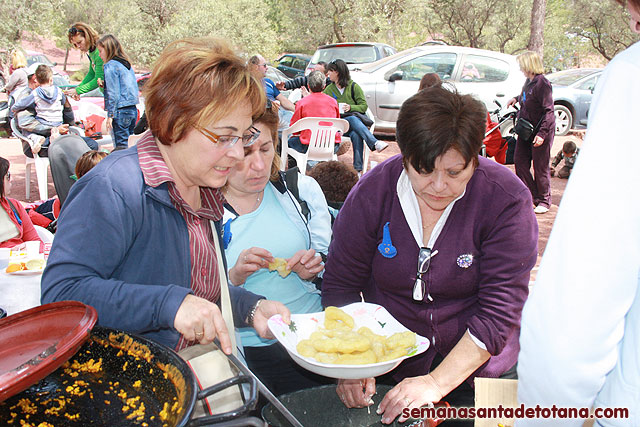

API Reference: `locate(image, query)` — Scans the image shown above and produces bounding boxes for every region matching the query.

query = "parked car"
[25,50,69,78]
[351,45,525,134]
[276,53,310,78]
[305,42,397,74]
[265,65,292,98]
[546,68,602,136]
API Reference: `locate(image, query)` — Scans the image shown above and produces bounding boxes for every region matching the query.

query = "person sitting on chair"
[0,157,43,249]
[287,71,341,155]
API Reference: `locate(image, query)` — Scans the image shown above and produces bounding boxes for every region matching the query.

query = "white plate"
[6,268,44,276]
[268,302,430,379]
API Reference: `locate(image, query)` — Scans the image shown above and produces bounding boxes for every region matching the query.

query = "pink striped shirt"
[137,131,225,351]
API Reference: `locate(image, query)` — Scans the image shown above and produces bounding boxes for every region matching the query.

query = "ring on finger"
[194,330,204,339]
[403,397,411,406]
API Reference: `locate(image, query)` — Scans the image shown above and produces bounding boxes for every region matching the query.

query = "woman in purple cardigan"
[322,86,538,424]
[507,51,555,215]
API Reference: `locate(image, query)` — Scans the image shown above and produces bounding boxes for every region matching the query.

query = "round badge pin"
[456,253,474,268]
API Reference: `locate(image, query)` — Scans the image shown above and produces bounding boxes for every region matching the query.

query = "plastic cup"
[25,241,40,258]
[338,103,348,113]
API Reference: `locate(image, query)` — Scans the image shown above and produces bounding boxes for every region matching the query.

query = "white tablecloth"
[0,270,42,316]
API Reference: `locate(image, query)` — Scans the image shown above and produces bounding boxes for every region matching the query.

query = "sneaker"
[28,135,45,154]
[374,140,388,152]
[534,205,549,214]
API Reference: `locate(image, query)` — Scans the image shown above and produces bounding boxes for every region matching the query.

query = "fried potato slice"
[315,352,340,364]
[311,330,371,354]
[337,349,377,365]
[268,257,291,278]
[385,331,416,350]
[324,306,354,330]
[296,339,317,358]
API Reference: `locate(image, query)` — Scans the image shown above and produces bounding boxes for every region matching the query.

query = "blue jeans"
[112,106,138,148]
[344,115,377,171]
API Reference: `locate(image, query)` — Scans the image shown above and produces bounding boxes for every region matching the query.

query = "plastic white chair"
[280,117,349,175]
[341,108,377,174]
[34,225,54,243]
[10,118,50,201]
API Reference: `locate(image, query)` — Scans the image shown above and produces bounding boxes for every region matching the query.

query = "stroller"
[481,100,517,164]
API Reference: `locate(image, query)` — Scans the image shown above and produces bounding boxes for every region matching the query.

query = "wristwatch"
[245,299,264,327]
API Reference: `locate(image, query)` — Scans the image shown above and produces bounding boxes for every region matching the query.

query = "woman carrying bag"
[507,51,555,214]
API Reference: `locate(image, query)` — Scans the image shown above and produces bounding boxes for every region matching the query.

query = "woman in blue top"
[97,34,139,149]
[222,106,333,397]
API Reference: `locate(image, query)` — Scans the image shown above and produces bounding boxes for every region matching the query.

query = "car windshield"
[27,55,55,67]
[547,69,599,86]
[311,46,377,65]
[357,47,423,73]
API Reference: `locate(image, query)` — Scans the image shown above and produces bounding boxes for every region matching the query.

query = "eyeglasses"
[68,27,80,36]
[413,247,438,301]
[194,125,261,148]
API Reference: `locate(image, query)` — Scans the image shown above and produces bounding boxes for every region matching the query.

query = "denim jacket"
[103,58,139,118]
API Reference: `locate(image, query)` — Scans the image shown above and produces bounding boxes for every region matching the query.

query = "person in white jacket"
[517,1,640,425]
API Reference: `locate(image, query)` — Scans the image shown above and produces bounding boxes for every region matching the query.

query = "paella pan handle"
[188,374,258,426]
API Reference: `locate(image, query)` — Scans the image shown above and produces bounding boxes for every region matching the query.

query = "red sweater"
[0,197,43,249]
[290,92,341,145]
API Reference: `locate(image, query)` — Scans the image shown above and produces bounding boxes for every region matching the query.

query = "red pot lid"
[0,301,97,402]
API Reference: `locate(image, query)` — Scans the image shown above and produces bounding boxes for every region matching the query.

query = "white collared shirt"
[396,169,487,350]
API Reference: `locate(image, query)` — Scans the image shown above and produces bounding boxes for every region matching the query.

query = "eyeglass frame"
[193,124,261,148]
[68,27,81,36]
[4,171,10,181]
[413,247,433,301]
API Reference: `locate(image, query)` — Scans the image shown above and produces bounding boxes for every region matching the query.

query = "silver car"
[351,46,525,134]
[547,68,602,136]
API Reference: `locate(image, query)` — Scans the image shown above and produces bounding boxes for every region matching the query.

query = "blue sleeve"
[229,285,263,327]
[11,93,35,113]
[103,62,119,117]
[41,172,190,333]
[265,78,280,100]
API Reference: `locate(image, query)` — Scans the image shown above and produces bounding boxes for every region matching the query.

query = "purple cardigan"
[516,74,555,142]
[322,155,538,383]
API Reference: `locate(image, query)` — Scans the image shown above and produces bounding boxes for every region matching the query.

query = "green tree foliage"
[4,0,639,72]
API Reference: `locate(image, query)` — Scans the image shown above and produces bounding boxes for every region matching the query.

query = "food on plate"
[25,258,46,270]
[6,263,23,273]
[268,257,291,278]
[295,306,416,365]
[324,305,354,330]
[5,258,46,273]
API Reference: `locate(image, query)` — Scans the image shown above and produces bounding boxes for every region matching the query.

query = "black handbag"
[514,118,535,142]
[341,111,374,127]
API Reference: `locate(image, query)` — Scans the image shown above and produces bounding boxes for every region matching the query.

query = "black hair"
[327,59,350,88]
[396,86,486,174]
[0,157,10,198]
[562,140,577,154]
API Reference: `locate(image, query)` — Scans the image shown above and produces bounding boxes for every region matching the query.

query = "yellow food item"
[324,306,354,330]
[299,306,417,365]
[268,257,291,278]
[385,331,416,350]
[6,263,23,273]
[24,258,45,271]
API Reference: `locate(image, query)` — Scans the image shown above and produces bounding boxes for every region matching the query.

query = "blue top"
[264,78,280,101]
[103,59,139,118]
[41,144,262,349]
[226,184,322,347]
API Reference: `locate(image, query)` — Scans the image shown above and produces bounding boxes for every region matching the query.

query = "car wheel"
[554,105,572,136]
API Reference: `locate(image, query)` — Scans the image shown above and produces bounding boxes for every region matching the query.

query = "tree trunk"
[64,47,70,72]
[528,0,546,57]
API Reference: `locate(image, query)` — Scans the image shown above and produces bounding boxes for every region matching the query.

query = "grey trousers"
[48,135,91,205]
